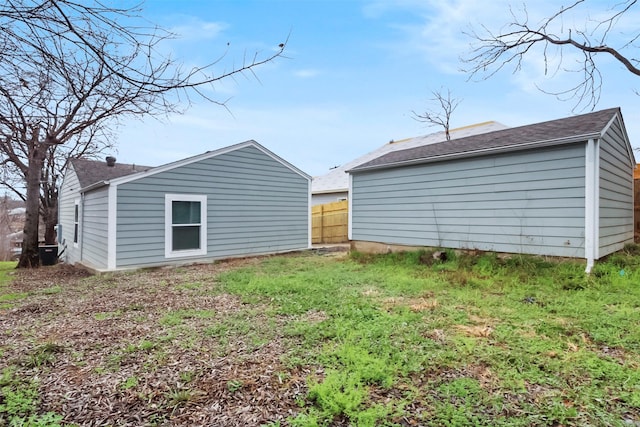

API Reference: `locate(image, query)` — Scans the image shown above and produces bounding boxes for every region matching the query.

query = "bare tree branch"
[412,88,462,141]
[0,0,287,267]
[462,0,639,111]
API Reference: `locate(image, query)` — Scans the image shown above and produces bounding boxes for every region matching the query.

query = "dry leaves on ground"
[1,259,313,426]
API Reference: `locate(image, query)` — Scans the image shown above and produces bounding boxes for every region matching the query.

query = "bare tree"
[463,0,640,110]
[1,119,113,246]
[0,0,286,268]
[40,139,111,246]
[412,88,462,141]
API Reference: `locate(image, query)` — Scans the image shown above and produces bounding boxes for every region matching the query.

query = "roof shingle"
[71,158,152,188]
[350,108,621,172]
[313,121,507,193]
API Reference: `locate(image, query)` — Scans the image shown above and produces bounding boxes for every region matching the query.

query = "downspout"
[584,138,599,273]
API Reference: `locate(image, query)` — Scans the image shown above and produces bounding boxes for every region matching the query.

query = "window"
[165,194,207,258]
[73,200,79,246]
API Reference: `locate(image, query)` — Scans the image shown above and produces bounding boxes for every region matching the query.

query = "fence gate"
[312,200,348,244]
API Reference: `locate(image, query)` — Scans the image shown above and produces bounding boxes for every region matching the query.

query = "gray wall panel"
[58,167,81,264]
[115,145,309,268]
[351,144,587,258]
[80,187,109,269]
[598,119,634,256]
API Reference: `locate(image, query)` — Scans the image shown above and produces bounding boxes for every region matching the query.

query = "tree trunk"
[17,137,46,268]
[43,198,58,245]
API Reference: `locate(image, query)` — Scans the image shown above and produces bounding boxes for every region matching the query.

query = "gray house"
[348,108,635,272]
[59,140,311,272]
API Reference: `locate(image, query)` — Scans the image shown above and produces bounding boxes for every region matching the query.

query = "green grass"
[0,262,16,282]
[0,368,63,427]
[0,262,24,309]
[215,248,640,426]
[1,248,640,426]
[0,262,20,309]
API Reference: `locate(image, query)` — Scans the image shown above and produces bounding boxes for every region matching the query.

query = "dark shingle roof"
[350,108,621,172]
[71,158,153,188]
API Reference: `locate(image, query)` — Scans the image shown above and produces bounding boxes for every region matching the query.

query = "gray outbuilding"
[347,108,635,272]
[58,140,311,272]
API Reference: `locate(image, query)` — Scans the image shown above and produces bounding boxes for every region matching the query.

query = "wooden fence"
[312,200,348,244]
[635,178,640,241]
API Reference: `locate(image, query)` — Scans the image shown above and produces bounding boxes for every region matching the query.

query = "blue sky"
[116,0,640,176]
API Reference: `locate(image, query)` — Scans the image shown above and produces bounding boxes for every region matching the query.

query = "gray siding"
[58,166,81,265]
[312,191,348,206]
[81,187,109,269]
[351,144,587,257]
[598,119,634,256]
[115,145,309,268]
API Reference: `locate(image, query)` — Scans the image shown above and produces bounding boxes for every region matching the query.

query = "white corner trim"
[348,173,353,240]
[107,185,118,271]
[584,138,599,273]
[594,139,600,262]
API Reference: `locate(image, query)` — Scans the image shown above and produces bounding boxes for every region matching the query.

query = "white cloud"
[363,0,514,74]
[169,19,229,41]
[293,69,321,78]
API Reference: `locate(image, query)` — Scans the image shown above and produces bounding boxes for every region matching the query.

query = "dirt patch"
[382,292,439,312]
[0,260,312,426]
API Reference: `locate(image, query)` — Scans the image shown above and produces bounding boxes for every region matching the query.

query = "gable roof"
[350,108,627,173]
[71,158,152,188]
[77,140,310,192]
[313,121,508,194]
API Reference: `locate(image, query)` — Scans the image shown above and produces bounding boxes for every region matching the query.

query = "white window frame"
[73,199,80,247]
[164,194,207,258]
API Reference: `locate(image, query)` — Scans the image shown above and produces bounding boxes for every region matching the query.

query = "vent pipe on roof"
[106,156,116,167]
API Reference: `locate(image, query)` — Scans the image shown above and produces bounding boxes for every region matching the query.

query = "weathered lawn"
[1,247,639,426]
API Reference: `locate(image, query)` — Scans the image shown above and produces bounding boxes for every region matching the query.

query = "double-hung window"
[73,200,79,247]
[165,194,207,258]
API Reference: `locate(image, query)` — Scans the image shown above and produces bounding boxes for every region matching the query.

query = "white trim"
[348,173,353,240]
[312,188,349,195]
[600,110,636,167]
[107,185,118,271]
[165,194,207,259]
[594,140,600,261]
[73,199,80,248]
[249,141,312,180]
[584,138,599,273]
